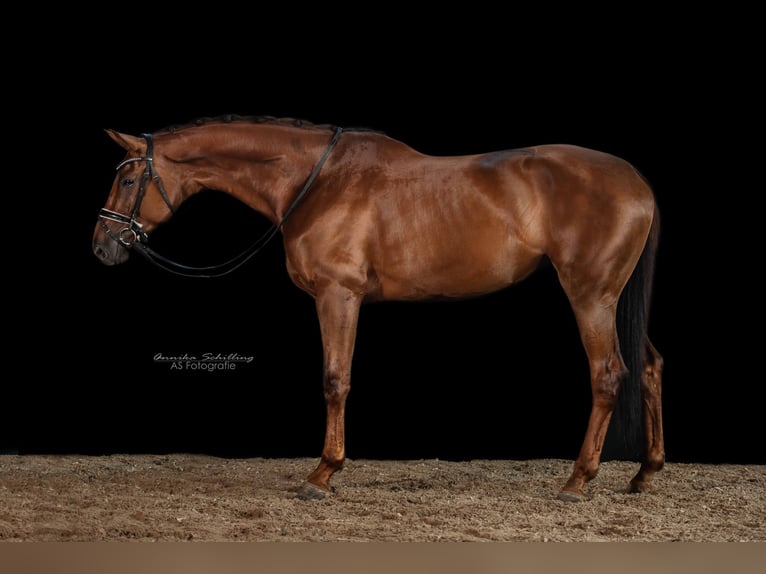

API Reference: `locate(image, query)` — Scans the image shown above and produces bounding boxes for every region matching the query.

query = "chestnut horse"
[93,116,664,502]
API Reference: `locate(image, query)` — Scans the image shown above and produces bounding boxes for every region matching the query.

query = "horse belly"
[373,231,541,301]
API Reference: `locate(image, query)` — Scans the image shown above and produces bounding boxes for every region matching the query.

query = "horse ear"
[105,129,144,153]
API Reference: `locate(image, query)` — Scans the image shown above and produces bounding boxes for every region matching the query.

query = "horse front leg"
[297,283,362,500]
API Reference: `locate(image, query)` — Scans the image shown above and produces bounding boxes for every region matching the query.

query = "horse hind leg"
[559,302,628,502]
[629,338,665,493]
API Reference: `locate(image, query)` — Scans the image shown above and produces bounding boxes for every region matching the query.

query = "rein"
[99,127,343,278]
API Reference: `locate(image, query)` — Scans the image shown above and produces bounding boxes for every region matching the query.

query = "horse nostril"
[94,242,108,261]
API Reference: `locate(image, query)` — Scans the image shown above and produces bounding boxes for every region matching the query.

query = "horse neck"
[163,124,335,225]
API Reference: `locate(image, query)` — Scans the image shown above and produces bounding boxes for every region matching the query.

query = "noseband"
[98,133,175,247]
[98,127,343,277]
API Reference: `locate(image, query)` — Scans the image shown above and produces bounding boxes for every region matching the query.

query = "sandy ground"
[0,455,764,542]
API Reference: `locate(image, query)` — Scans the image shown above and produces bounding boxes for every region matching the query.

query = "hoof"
[296,482,331,501]
[628,480,652,494]
[557,489,588,503]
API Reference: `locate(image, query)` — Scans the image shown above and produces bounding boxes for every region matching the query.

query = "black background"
[11,17,760,465]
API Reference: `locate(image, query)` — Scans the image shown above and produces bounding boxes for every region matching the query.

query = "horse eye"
[122,178,135,188]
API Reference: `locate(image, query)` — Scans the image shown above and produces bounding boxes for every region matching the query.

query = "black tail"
[602,204,660,461]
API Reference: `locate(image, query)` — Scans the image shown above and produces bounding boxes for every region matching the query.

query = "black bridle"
[98,133,175,247]
[98,127,343,278]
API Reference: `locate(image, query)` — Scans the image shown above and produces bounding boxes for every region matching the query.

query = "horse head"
[93,130,183,265]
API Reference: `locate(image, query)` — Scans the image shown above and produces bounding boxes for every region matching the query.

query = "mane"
[155,115,381,136]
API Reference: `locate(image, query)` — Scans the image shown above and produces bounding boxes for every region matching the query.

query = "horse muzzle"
[92,225,131,265]
[93,239,130,265]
